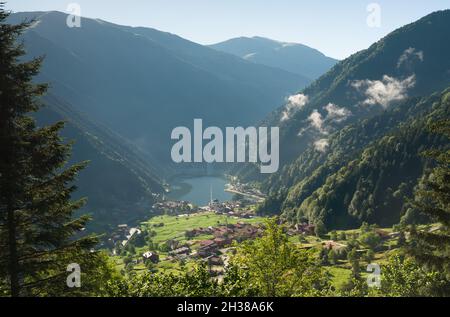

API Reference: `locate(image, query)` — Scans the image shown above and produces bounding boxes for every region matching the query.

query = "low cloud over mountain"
[352,75,416,108]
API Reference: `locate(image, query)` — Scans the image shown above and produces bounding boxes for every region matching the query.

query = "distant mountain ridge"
[9,11,310,166]
[210,36,338,80]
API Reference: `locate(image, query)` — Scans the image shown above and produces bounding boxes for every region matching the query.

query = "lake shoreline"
[166,175,233,206]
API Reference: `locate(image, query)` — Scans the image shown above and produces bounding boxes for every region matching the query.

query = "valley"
[1,3,449,298]
[97,170,424,291]
[109,202,420,291]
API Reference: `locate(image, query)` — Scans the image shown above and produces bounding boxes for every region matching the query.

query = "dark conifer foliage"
[408,118,450,293]
[0,4,99,296]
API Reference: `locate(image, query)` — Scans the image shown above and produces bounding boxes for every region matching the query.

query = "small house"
[142,251,159,263]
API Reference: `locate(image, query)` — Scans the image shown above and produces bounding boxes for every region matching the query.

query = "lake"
[167,176,233,206]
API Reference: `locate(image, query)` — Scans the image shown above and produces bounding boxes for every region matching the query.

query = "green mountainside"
[280,90,449,229]
[35,94,165,232]
[235,10,450,182]
[244,10,450,230]
[9,11,310,165]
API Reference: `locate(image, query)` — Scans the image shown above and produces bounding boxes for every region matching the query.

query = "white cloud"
[280,93,309,122]
[351,75,416,108]
[308,110,326,133]
[314,139,329,152]
[287,93,309,107]
[325,103,352,122]
[297,127,307,137]
[397,47,424,68]
[300,104,351,138]
[282,43,296,48]
[243,52,257,60]
[280,111,290,122]
[27,20,42,29]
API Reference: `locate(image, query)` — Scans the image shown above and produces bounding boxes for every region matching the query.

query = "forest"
[0,4,449,298]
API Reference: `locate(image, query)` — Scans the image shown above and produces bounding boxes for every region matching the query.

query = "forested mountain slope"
[9,11,309,164]
[236,10,450,182]
[259,88,450,230]
[35,95,164,232]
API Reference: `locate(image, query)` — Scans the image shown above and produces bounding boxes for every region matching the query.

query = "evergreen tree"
[0,5,99,296]
[408,119,450,288]
[347,249,361,278]
[397,230,406,247]
[314,220,326,237]
[319,247,329,265]
[328,249,337,265]
[365,250,375,264]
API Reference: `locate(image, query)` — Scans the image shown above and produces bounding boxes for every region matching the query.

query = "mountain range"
[247,9,450,230]
[8,10,338,231]
[236,9,450,182]
[210,36,338,80]
[9,11,321,165]
[9,9,450,232]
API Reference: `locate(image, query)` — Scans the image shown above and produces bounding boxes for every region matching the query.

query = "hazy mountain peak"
[210,36,338,80]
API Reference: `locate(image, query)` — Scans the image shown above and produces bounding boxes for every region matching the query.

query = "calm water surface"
[167,176,233,206]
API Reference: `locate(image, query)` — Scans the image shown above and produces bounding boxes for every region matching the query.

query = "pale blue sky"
[6,0,450,59]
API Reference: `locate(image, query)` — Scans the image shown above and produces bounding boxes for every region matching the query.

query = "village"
[103,188,270,273]
[102,223,142,254]
[165,221,264,274]
[105,198,418,291]
[224,181,265,203]
[103,196,251,250]
[105,185,409,283]
[109,213,326,277]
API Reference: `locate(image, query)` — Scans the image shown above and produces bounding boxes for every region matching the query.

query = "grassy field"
[113,212,264,276]
[142,211,263,244]
[327,267,353,289]
[115,210,415,288]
